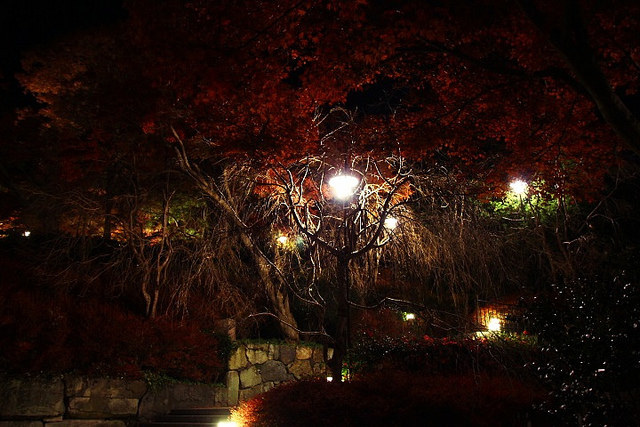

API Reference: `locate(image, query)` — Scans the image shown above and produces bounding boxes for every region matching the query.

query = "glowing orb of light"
[509,179,528,196]
[384,216,398,230]
[328,175,360,200]
[487,317,501,332]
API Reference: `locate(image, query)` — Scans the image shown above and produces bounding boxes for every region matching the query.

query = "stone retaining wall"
[226,342,331,405]
[0,343,328,425]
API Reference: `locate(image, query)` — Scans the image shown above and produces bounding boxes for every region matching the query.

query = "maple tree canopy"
[16,0,639,201]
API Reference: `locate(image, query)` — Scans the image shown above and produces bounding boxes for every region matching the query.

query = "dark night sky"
[0,0,125,110]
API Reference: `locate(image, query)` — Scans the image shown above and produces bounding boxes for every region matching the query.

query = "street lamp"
[328,174,359,200]
[509,179,528,196]
[384,216,398,230]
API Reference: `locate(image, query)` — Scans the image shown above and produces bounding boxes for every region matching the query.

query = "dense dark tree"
[4,0,640,379]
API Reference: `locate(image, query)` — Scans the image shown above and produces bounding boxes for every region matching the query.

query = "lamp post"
[328,174,360,201]
[510,179,528,214]
[282,161,408,381]
[509,179,528,196]
[327,173,360,380]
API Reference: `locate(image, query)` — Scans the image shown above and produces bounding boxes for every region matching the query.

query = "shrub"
[232,371,547,427]
[524,274,640,426]
[0,289,228,382]
[348,333,537,377]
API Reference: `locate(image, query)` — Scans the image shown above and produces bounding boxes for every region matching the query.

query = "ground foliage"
[524,272,640,426]
[232,364,546,427]
[348,333,538,378]
[0,274,230,383]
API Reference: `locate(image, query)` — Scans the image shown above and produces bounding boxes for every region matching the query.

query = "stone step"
[155,414,230,422]
[170,407,232,416]
[140,406,233,426]
[139,423,217,426]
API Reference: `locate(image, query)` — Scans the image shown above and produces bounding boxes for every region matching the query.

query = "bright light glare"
[22,231,31,237]
[487,317,501,332]
[509,179,528,195]
[384,216,398,230]
[326,376,333,382]
[328,175,359,200]
[277,235,288,244]
[404,313,415,321]
[218,422,238,427]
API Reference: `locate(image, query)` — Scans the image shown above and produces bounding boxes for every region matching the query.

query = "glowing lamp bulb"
[277,235,288,244]
[384,216,398,230]
[405,313,415,321]
[328,175,359,200]
[509,179,528,195]
[23,231,31,237]
[487,317,501,332]
[326,376,333,382]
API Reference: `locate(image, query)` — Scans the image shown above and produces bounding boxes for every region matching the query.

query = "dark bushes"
[232,372,545,427]
[0,289,229,382]
[524,273,640,426]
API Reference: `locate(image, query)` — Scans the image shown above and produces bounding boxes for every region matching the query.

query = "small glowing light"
[218,422,238,427]
[22,231,31,237]
[509,179,528,195]
[328,174,359,200]
[404,313,415,321]
[487,317,501,332]
[326,376,333,382]
[277,235,288,244]
[383,216,398,230]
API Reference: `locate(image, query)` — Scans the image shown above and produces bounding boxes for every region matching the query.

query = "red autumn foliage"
[120,0,637,199]
[232,372,547,427]
[0,288,226,382]
[15,0,637,208]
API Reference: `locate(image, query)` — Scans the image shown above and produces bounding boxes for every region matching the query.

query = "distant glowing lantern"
[509,179,528,196]
[328,174,359,200]
[22,231,31,237]
[326,376,334,382]
[487,317,501,332]
[384,216,398,230]
[404,312,415,321]
[277,235,288,244]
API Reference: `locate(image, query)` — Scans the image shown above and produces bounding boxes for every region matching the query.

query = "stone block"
[246,347,268,365]
[279,345,296,364]
[245,342,269,352]
[312,348,325,363]
[261,382,276,393]
[64,377,147,399]
[227,371,239,406]
[260,360,289,382]
[289,360,313,379]
[0,377,65,418]
[313,362,329,376]
[239,366,261,388]
[45,421,126,427]
[238,384,264,402]
[228,347,248,370]
[138,383,225,421]
[295,346,313,360]
[267,343,279,360]
[67,397,138,418]
[0,422,43,427]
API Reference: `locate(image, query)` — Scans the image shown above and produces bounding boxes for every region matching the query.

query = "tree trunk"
[175,144,299,340]
[328,255,350,380]
[239,232,299,341]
